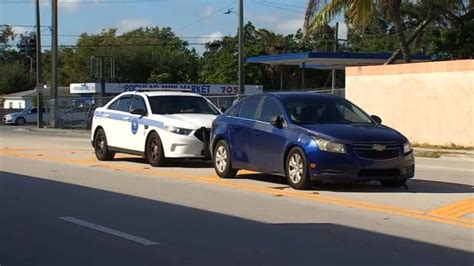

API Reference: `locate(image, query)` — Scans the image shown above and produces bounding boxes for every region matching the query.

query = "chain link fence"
[2,89,345,129]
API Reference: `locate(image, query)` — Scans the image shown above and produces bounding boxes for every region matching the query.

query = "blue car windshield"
[148,96,220,115]
[284,97,374,125]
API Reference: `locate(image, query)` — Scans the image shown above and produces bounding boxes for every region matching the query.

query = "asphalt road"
[0,126,473,265]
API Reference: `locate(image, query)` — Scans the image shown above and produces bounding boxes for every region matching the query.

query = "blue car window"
[239,96,260,119]
[258,97,282,123]
[226,102,241,117]
[285,97,373,125]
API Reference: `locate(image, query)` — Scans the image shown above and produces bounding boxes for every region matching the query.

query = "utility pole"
[50,0,59,128]
[35,0,44,128]
[91,56,114,107]
[238,0,245,97]
[331,22,338,95]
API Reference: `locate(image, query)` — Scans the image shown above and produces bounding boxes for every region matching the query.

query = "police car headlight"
[313,137,346,154]
[403,142,412,154]
[165,125,193,135]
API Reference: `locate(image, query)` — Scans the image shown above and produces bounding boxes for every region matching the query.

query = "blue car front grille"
[352,142,400,160]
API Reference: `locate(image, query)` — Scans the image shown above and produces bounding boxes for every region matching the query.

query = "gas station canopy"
[246,51,431,69]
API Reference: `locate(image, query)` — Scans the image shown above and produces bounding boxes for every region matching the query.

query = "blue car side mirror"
[270,115,284,128]
[371,115,382,125]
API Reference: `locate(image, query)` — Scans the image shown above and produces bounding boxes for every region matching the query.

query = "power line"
[251,0,304,14]
[43,34,226,39]
[0,0,168,4]
[40,43,208,47]
[0,24,50,28]
[177,0,236,31]
[258,0,305,9]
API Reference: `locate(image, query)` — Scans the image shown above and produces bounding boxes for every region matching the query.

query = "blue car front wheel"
[214,140,238,179]
[286,147,311,190]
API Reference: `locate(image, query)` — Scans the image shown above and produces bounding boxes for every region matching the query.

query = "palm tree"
[304,0,473,63]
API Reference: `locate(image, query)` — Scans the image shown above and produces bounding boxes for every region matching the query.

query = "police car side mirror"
[130,108,147,116]
[270,115,284,128]
[371,115,382,125]
[220,107,226,113]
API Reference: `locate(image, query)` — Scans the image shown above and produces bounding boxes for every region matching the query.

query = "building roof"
[246,51,431,69]
[2,87,76,98]
[1,89,36,98]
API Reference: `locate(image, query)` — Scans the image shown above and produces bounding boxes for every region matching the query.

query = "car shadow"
[113,157,214,168]
[234,173,473,193]
[1,171,472,266]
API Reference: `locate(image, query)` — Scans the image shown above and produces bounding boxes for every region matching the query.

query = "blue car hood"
[298,124,405,143]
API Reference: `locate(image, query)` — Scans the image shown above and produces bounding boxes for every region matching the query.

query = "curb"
[439,153,474,161]
[12,127,90,136]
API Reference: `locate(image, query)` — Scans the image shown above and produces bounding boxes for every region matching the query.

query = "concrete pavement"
[0,127,473,265]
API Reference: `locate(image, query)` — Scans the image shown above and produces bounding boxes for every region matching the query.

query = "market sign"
[70,83,263,95]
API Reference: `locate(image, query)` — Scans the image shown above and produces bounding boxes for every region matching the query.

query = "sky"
[4,0,470,48]
[0,0,338,53]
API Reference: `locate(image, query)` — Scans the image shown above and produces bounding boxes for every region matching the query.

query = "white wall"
[346,60,474,147]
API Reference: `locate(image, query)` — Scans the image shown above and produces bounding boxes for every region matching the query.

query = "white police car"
[91,91,221,166]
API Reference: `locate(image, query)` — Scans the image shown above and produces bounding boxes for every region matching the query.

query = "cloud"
[116,18,154,34]
[11,26,30,36]
[58,0,81,12]
[201,6,214,18]
[274,18,304,34]
[253,15,279,24]
[202,31,223,43]
[251,13,304,34]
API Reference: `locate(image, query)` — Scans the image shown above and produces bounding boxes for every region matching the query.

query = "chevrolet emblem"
[372,144,386,151]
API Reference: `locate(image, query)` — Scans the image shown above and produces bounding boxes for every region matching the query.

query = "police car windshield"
[148,96,220,115]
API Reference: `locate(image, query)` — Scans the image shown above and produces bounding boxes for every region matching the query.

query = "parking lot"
[1,126,473,265]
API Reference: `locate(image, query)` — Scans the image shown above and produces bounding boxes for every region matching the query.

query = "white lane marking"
[416,165,474,173]
[59,216,158,246]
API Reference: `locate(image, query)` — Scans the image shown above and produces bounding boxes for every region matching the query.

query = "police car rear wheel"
[146,132,166,167]
[214,140,237,178]
[286,147,311,190]
[94,129,115,161]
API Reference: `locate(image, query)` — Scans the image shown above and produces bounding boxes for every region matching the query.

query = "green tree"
[42,27,200,86]
[200,22,338,91]
[0,26,35,95]
[304,0,473,63]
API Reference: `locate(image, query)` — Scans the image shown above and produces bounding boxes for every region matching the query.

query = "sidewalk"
[1,125,90,136]
[414,147,474,161]
[2,125,473,161]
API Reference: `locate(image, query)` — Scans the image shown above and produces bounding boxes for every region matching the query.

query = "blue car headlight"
[165,125,193,135]
[403,142,413,154]
[313,137,346,154]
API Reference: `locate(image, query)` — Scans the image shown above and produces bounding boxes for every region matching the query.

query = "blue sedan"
[210,92,415,190]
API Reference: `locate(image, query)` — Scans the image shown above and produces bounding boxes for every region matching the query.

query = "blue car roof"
[257,92,342,100]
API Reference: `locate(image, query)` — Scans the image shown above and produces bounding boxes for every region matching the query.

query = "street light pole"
[51,0,58,128]
[35,0,44,128]
[238,0,245,97]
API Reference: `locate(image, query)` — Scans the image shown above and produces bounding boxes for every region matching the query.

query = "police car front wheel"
[146,131,166,167]
[94,128,115,161]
